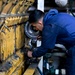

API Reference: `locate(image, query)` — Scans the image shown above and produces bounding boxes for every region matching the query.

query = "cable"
[37,67,44,75]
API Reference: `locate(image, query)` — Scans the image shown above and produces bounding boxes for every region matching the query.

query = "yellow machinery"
[0,0,34,61]
[0,0,38,75]
[0,0,73,75]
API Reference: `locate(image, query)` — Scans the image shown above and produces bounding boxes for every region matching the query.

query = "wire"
[37,67,44,75]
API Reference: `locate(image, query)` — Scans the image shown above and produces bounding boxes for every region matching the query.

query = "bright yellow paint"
[0,50,24,75]
[0,0,35,75]
[16,24,25,50]
[23,63,37,75]
[0,26,15,61]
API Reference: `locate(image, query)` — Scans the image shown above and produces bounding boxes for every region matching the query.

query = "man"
[27,9,75,75]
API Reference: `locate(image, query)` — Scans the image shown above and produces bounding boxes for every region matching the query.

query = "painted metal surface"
[0,0,34,61]
[0,26,15,61]
[0,50,25,75]
[0,0,35,75]
[23,63,38,75]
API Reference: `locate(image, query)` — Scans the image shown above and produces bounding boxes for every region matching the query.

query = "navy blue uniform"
[32,9,75,75]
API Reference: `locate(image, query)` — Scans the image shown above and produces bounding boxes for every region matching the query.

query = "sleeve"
[32,24,60,57]
[42,24,58,49]
[32,46,48,57]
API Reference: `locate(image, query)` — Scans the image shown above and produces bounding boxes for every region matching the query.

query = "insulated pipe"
[37,0,44,12]
[37,0,44,74]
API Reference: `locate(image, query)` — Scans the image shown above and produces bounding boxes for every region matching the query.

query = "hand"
[27,51,33,58]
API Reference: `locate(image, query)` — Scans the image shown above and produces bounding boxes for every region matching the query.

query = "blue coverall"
[32,9,75,75]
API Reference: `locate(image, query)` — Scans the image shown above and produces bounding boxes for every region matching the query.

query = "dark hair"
[29,10,44,23]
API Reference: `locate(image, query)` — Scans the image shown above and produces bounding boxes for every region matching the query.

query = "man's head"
[29,10,44,31]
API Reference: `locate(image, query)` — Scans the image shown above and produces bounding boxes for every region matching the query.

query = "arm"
[28,24,60,57]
